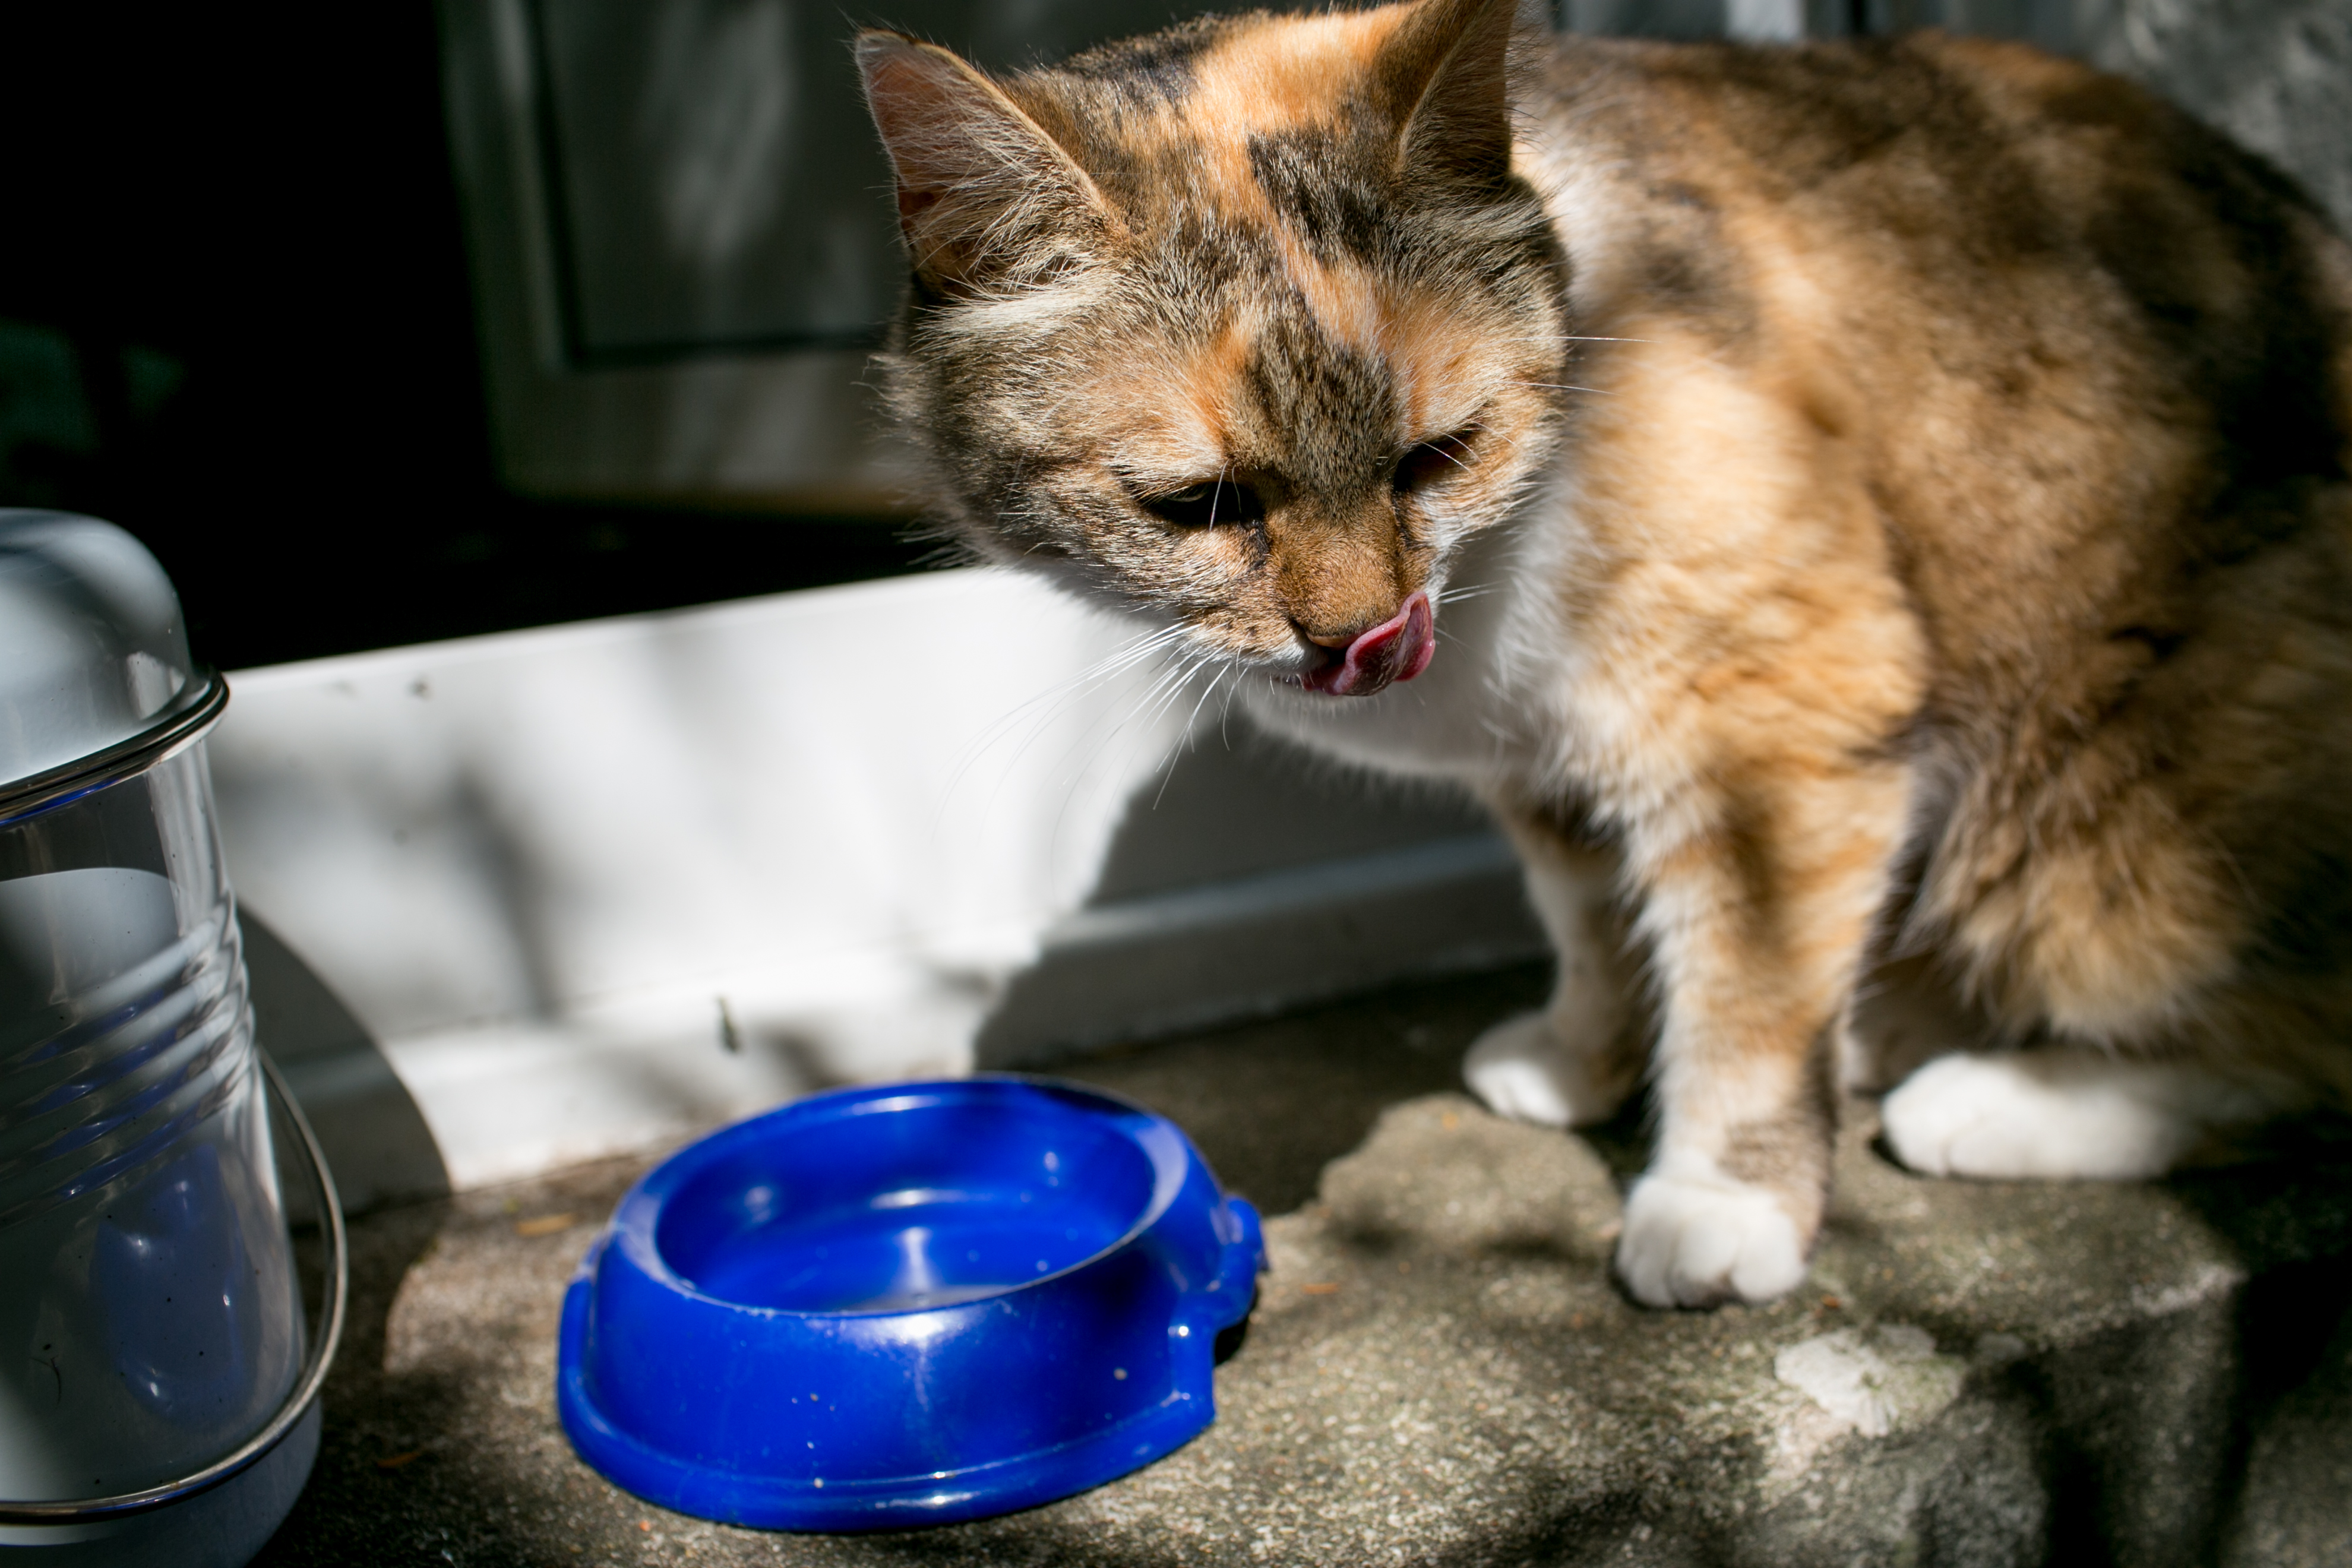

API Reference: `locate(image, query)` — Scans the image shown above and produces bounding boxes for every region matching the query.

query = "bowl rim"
[605,1073,1199,1320]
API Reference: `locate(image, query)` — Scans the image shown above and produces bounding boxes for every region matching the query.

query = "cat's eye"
[1140,478,1263,529]
[1393,431,1478,496]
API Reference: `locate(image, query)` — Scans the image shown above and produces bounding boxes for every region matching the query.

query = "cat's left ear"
[1374,0,1520,189]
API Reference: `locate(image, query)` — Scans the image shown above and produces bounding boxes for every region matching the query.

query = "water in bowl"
[655,1096,1161,1314]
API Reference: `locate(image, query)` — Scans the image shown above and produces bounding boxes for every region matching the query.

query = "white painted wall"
[212,568,1537,1191]
[211,570,1191,1184]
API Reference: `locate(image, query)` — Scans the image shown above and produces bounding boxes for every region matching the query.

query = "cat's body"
[858,0,2352,1306]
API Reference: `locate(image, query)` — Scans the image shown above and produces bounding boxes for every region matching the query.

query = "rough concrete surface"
[252,969,2352,1567]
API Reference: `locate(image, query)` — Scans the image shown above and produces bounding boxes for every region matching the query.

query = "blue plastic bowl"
[555,1076,1263,1531]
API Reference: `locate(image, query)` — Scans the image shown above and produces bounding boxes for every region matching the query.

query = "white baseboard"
[260,836,1541,1194]
[980,834,1541,1066]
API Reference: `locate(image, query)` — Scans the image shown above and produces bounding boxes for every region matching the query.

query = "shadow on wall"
[245,912,450,1215]
[975,725,1541,1067]
[2076,0,2352,232]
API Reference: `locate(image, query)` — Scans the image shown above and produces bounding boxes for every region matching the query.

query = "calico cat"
[856,0,2352,1307]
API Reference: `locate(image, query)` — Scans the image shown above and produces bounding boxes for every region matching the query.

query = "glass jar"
[0,511,339,1566]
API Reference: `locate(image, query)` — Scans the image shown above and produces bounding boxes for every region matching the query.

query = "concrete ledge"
[1015,1094,2352,1567]
[253,973,2352,1567]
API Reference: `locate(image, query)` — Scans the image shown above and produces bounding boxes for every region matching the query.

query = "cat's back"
[1526,27,2352,704]
[1529,26,2352,353]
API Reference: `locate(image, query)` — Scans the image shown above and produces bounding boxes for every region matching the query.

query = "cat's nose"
[1301,597,1416,649]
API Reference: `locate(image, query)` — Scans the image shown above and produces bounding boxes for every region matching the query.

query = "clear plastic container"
[0,749,301,1495]
[0,511,340,1566]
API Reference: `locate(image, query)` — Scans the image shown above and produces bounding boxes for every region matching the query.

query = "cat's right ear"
[856,32,1117,298]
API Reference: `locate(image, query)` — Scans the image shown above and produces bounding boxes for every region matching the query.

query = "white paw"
[1463,1011,1631,1128]
[1880,1051,2215,1180]
[1616,1161,1809,1308]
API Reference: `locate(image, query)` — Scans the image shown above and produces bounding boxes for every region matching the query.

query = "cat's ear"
[856,31,1117,296]
[1374,0,1520,189]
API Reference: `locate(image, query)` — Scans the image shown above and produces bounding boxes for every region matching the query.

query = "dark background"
[0,7,926,673]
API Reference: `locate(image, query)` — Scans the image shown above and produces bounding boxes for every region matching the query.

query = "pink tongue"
[1301,592,1435,697]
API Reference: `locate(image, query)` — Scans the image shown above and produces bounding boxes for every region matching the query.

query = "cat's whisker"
[1020,629,1232,846]
[1458,418,1523,452]
[1091,646,1224,815]
[1439,581,1502,605]
[1152,666,1228,810]
[1174,657,1237,742]
[1150,652,1224,735]
[1084,626,1193,684]
[1105,647,1213,772]
[936,618,1192,812]
[1038,620,1188,697]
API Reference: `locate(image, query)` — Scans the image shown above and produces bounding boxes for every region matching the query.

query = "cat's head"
[858,0,1568,695]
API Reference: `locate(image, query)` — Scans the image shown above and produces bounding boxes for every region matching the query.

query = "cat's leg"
[1614,763,1913,1309]
[1880,1048,2294,1178]
[1839,950,2000,1096]
[1463,815,1643,1128]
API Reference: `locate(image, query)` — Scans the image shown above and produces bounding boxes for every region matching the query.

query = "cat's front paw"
[1879,1051,2208,1179]
[1616,1159,1809,1308]
[1463,1011,1633,1128]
